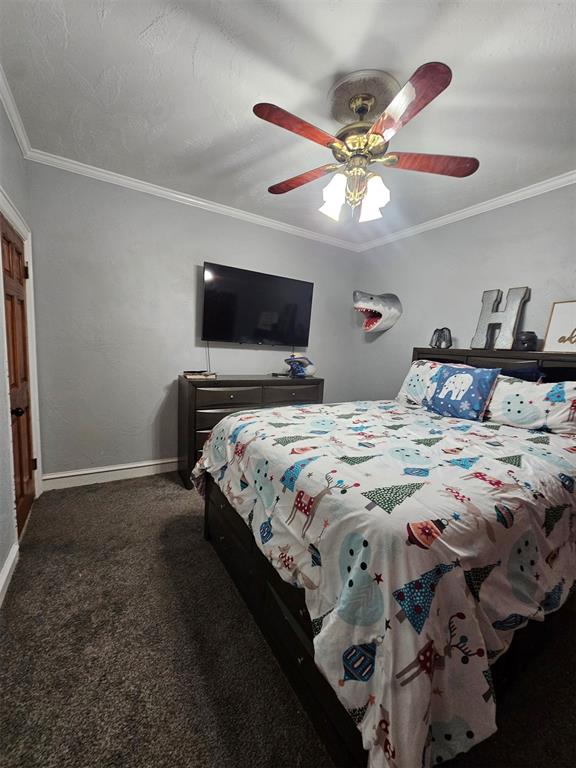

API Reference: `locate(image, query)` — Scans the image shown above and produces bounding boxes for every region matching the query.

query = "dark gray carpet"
[0,474,574,768]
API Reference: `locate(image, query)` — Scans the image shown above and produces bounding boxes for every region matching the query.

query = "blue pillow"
[423,365,501,421]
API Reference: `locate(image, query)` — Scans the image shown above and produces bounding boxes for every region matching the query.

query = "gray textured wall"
[0,103,29,221]
[0,101,28,577]
[28,162,359,473]
[352,184,576,400]
[20,141,576,481]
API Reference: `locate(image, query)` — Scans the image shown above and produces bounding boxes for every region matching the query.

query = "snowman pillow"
[485,377,576,433]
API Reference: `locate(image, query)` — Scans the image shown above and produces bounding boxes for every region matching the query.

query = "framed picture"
[544,300,576,353]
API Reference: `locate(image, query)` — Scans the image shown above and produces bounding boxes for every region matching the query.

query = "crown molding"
[357,170,576,252]
[0,181,31,237]
[0,62,31,155]
[0,61,356,251]
[24,149,576,256]
[1,62,574,252]
[25,147,358,251]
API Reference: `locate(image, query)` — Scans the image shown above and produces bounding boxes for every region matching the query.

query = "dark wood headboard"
[412,347,576,382]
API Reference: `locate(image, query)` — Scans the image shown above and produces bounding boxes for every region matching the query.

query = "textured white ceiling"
[1,0,575,244]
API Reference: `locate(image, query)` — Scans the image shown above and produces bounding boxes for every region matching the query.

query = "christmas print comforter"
[192,399,576,768]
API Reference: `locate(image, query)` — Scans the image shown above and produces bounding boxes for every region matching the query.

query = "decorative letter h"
[470,287,530,349]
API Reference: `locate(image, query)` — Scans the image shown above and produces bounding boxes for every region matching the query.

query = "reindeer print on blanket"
[193,399,576,768]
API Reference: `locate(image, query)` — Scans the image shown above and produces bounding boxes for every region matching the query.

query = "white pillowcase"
[396,359,457,405]
[485,377,576,433]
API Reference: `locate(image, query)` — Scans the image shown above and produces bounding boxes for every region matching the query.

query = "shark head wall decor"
[353,290,402,333]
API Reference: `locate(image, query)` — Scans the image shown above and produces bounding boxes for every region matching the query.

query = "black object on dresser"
[178,374,324,489]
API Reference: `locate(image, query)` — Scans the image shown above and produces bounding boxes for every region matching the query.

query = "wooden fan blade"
[268,164,343,194]
[368,62,452,141]
[381,152,479,177]
[254,103,344,150]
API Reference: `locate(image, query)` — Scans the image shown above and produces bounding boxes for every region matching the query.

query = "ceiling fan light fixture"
[358,202,382,223]
[255,62,478,226]
[319,172,347,221]
[359,175,390,222]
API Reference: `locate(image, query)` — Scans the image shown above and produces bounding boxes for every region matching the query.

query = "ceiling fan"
[253,62,479,223]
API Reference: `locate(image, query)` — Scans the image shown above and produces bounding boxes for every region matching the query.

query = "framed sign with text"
[544,300,576,353]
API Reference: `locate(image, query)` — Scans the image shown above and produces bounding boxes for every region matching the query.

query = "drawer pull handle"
[291,392,296,396]
[229,394,235,399]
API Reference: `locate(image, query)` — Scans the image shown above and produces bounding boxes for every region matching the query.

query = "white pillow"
[485,377,576,433]
[396,360,456,405]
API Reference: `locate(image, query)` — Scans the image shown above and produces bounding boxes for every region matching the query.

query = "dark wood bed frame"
[203,347,576,767]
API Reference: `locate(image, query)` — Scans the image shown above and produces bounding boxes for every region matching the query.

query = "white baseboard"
[42,457,179,491]
[0,543,19,607]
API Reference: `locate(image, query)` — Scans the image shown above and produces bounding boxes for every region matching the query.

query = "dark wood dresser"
[178,374,324,489]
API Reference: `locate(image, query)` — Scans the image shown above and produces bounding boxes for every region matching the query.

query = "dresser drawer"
[262,384,321,404]
[196,430,212,449]
[179,375,323,491]
[208,502,262,610]
[265,563,313,641]
[262,581,314,660]
[196,386,262,408]
[196,405,259,430]
[209,493,254,557]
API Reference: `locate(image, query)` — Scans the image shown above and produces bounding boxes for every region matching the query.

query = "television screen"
[201,262,313,347]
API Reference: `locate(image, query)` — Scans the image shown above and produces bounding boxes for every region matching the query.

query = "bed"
[193,348,576,768]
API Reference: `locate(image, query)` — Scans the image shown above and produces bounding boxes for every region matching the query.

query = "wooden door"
[2,213,35,533]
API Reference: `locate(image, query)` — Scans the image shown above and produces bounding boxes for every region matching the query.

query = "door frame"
[0,183,43,524]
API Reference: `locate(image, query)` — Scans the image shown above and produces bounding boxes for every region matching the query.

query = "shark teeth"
[354,306,382,315]
[354,305,383,330]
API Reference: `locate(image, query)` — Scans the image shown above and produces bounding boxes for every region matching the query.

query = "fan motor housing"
[328,72,399,163]
[331,121,389,162]
[329,69,400,123]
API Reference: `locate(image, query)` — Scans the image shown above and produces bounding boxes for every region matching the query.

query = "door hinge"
[24,262,30,279]
[31,457,37,471]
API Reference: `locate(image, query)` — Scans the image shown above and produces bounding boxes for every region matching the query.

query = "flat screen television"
[201,262,313,347]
